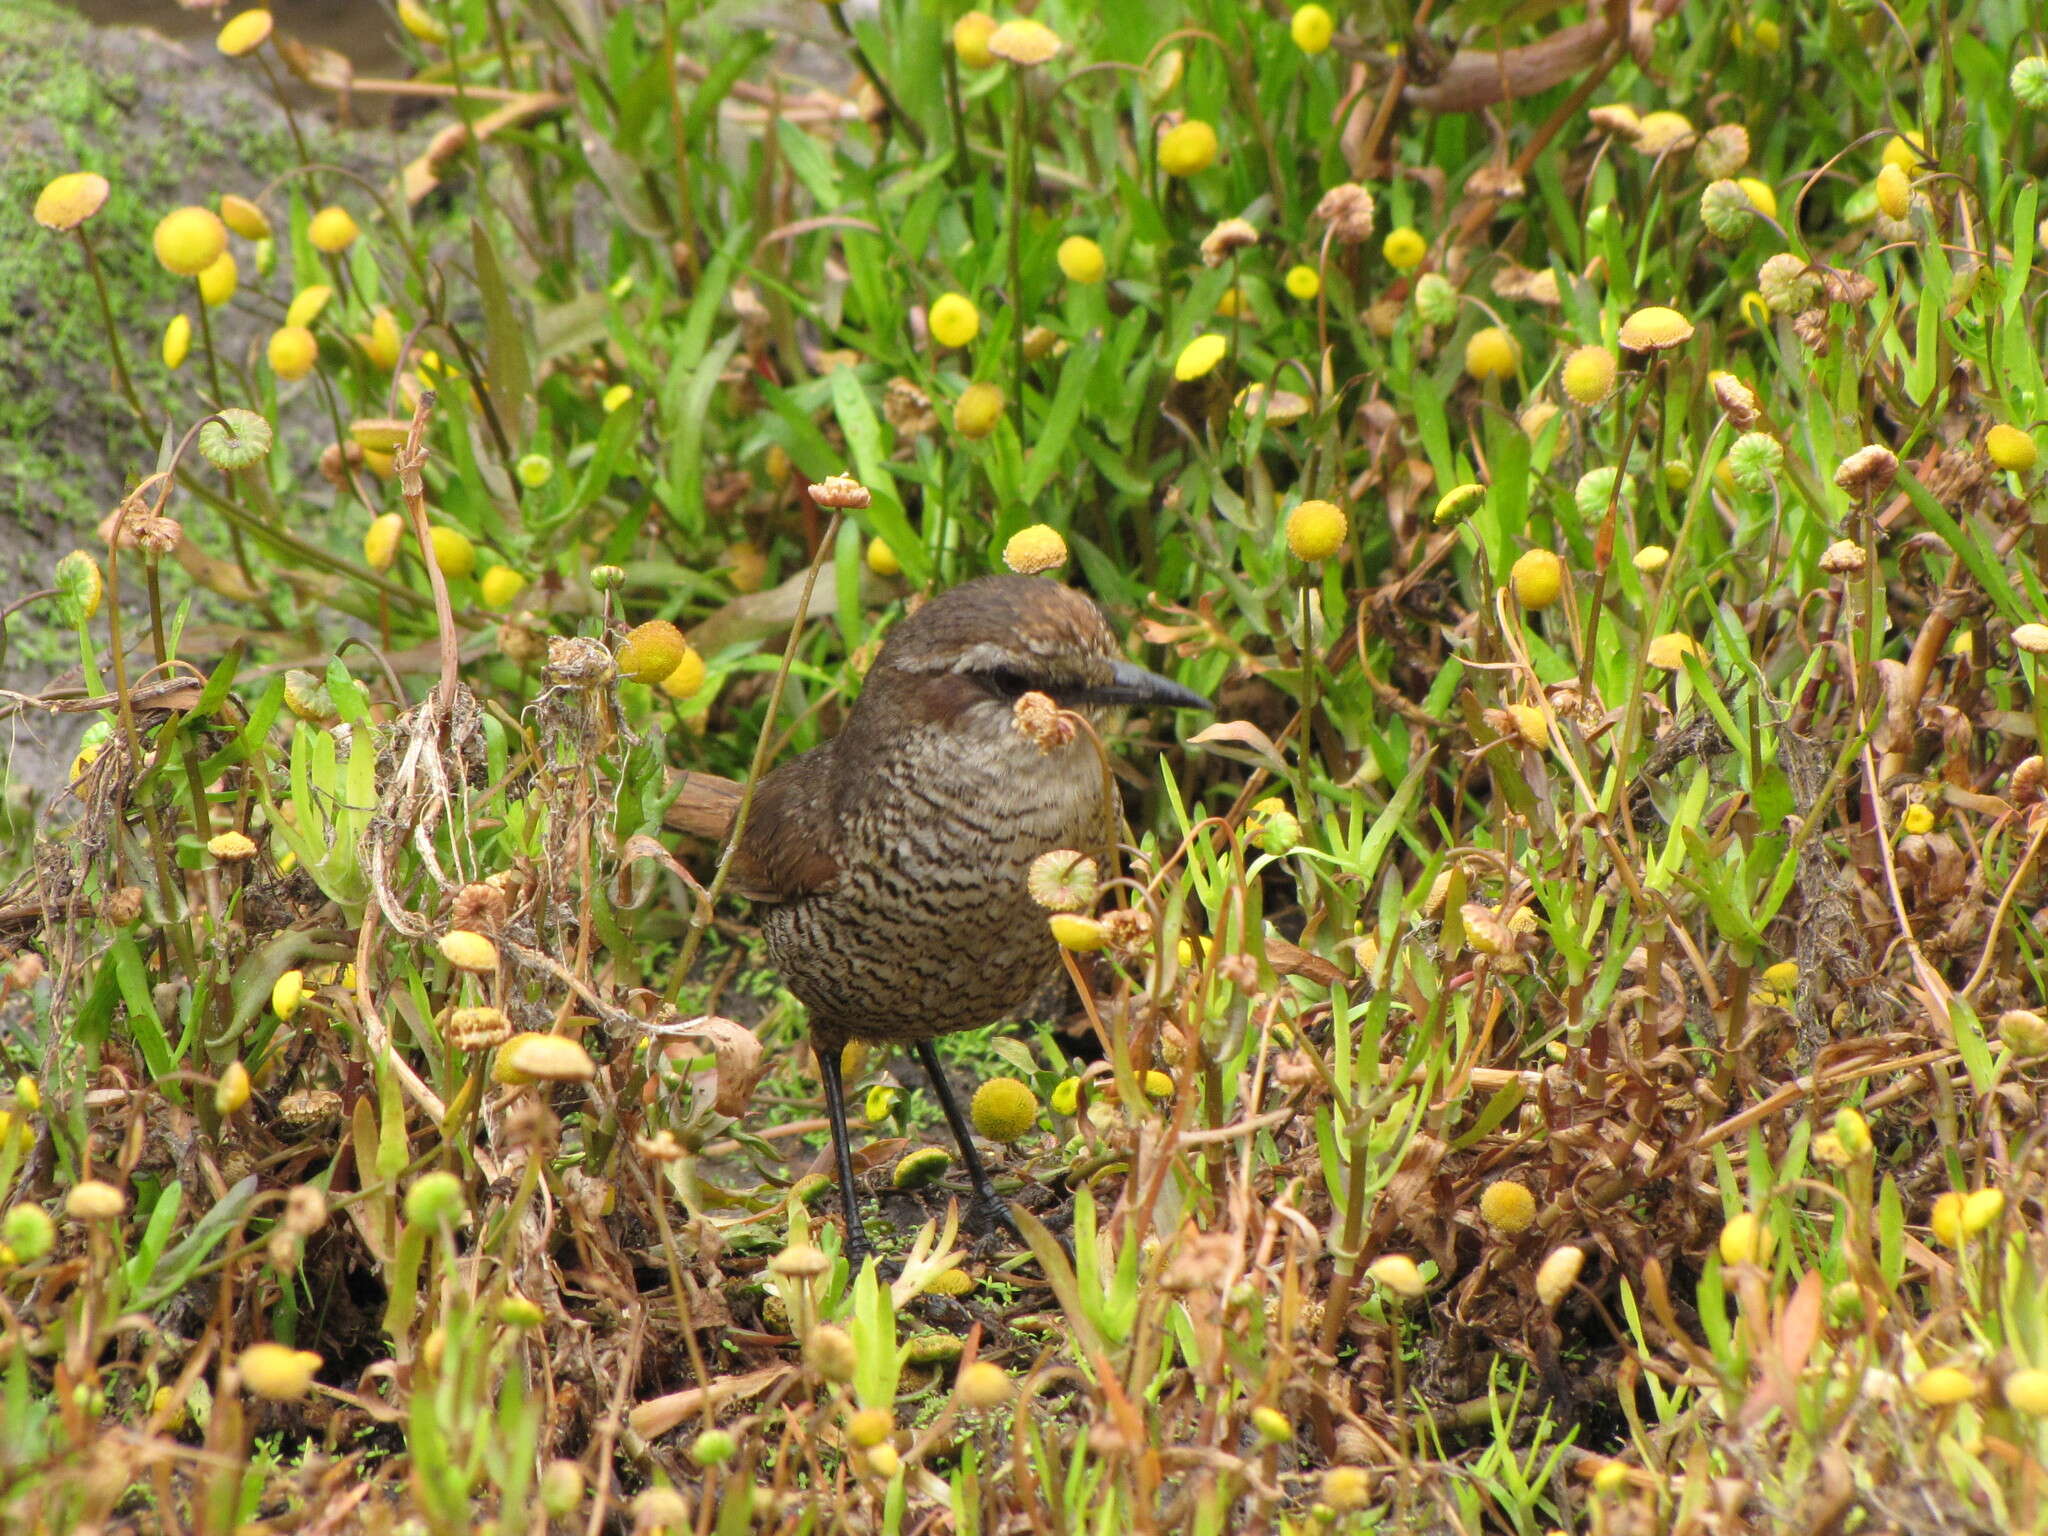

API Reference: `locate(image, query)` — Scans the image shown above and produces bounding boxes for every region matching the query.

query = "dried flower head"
[1199,216,1259,267]
[1314,182,1376,243]
[1818,539,1867,574]
[1834,444,1898,498]
[1712,372,1761,427]
[1012,691,1075,752]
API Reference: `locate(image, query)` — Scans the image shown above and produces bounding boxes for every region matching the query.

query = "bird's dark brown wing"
[724,745,843,904]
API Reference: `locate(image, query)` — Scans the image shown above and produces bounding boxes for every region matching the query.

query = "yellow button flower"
[308,205,360,254]
[952,10,996,68]
[1004,524,1068,574]
[1285,499,1347,561]
[1159,119,1218,177]
[1057,235,1105,284]
[34,171,109,231]
[154,206,228,276]
[266,325,318,381]
[1464,326,1519,382]
[928,292,980,348]
[1174,333,1228,381]
[1283,264,1320,300]
[196,251,238,307]
[1289,4,1334,53]
[215,8,273,56]
[1381,226,1426,270]
[162,314,192,370]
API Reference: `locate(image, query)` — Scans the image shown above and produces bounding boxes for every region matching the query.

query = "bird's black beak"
[1074,659,1214,712]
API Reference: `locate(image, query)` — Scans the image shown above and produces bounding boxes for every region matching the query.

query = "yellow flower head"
[286,285,334,328]
[1283,263,1320,300]
[1159,119,1219,177]
[1618,305,1694,352]
[197,251,238,307]
[162,314,192,371]
[954,381,1003,438]
[969,1077,1039,1142]
[216,8,274,56]
[308,205,360,254]
[987,18,1061,66]
[35,172,109,231]
[428,525,476,580]
[952,10,997,68]
[1987,424,2038,472]
[1289,4,1334,53]
[1560,344,1617,406]
[1464,326,1519,383]
[1003,523,1068,574]
[617,620,688,684]
[660,646,708,700]
[1510,549,1565,610]
[928,292,980,348]
[266,325,318,381]
[1057,235,1105,284]
[1381,226,1427,270]
[1174,333,1228,381]
[1285,499,1347,561]
[154,207,229,276]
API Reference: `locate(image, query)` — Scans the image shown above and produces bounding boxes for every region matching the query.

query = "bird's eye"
[982,666,1037,699]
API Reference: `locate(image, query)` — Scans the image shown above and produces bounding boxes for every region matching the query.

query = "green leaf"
[471,220,534,439]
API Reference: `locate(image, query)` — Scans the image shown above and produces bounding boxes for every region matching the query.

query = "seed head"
[493,1032,596,1084]
[1027,849,1099,911]
[1818,539,1867,575]
[1693,123,1750,178]
[1199,217,1258,267]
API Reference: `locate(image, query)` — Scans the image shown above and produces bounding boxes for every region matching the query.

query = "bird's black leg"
[914,1040,1024,1246]
[815,1038,873,1265]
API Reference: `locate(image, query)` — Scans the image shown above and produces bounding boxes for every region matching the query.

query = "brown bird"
[718,575,1210,1261]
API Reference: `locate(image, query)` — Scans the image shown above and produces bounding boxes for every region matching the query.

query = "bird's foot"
[968,1195,1028,1257]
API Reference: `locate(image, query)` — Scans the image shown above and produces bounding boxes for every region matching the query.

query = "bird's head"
[854,575,1211,728]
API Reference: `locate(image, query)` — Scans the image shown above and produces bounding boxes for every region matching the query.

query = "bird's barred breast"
[765,727,1114,1041]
